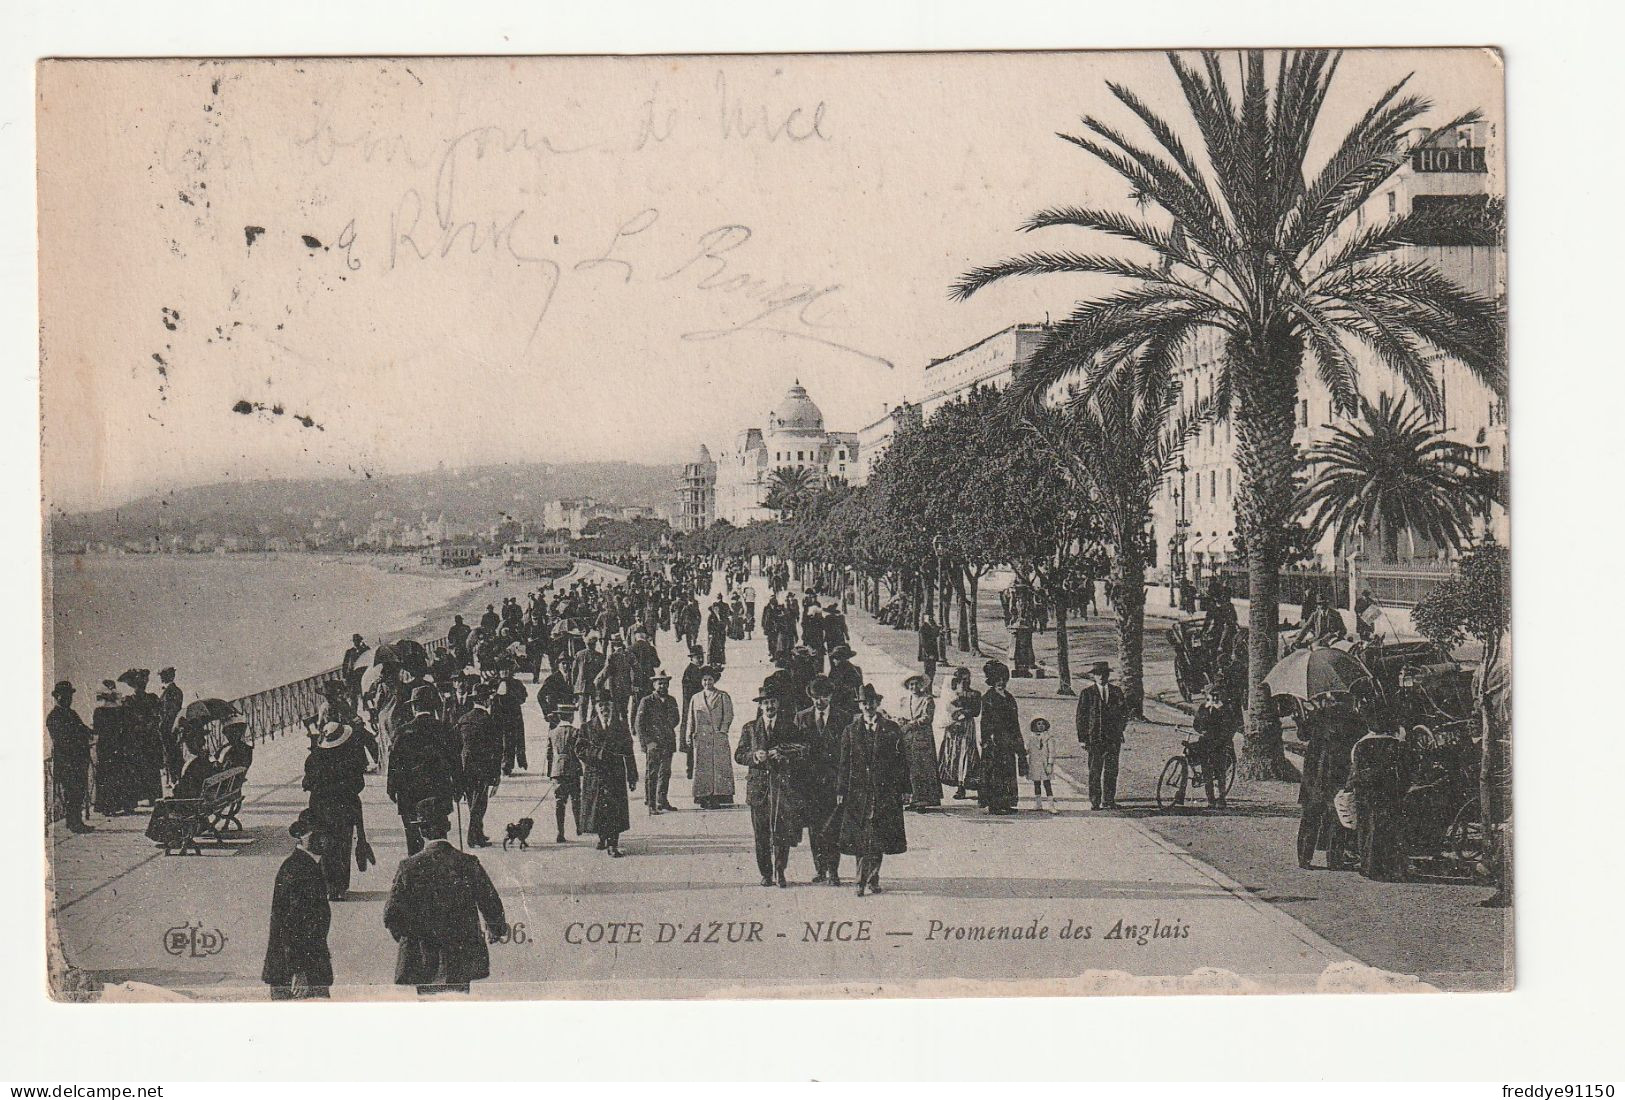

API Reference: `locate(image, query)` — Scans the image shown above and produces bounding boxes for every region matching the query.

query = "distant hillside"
[51,461,680,551]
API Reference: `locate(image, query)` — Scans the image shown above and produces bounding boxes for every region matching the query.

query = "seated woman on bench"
[173,726,220,799]
[217,718,254,775]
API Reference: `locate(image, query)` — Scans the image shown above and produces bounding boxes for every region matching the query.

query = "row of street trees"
[677,50,1506,786]
[951,49,1506,778]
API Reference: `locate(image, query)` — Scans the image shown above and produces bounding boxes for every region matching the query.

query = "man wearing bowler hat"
[736,684,809,887]
[383,798,507,996]
[797,675,853,884]
[1075,659,1129,810]
[387,685,460,855]
[46,681,94,833]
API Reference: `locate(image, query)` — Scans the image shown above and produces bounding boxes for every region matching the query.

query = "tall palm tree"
[1299,392,1500,561]
[1019,369,1194,716]
[953,49,1505,778]
[764,466,820,521]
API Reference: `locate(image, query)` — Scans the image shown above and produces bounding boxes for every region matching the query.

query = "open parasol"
[184,698,240,723]
[1262,646,1373,702]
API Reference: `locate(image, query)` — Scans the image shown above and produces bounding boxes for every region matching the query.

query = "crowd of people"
[46,665,256,837]
[48,547,1460,999]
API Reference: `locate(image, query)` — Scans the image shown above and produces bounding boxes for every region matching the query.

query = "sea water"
[47,554,481,702]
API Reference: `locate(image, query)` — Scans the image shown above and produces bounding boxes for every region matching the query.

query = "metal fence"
[1212,566,1351,610]
[1359,562,1455,609]
[1211,562,1453,612]
[45,632,451,825]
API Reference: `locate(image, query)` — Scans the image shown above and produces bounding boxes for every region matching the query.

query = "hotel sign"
[1411,146,1487,173]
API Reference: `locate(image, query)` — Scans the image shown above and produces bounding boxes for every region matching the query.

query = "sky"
[37,49,1503,512]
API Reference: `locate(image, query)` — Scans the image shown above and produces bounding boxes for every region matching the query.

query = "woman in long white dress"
[900,674,941,810]
[684,666,736,808]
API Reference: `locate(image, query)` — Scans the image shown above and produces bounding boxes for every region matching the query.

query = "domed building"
[713,381,859,525]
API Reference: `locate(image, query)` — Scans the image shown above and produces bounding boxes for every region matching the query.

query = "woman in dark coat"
[172,727,219,799]
[119,669,165,804]
[262,811,334,999]
[977,660,1027,815]
[578,688,638,856]
[836,684,909,897]
[92,682,133,815]
[1351,727,1411,881]
[1295,697,1361,869]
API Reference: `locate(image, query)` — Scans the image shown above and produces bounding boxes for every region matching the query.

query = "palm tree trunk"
[1113,545,1146,717]
[1235,346,1304,782]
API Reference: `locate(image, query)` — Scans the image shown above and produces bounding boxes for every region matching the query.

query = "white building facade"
[714,382,859,525]
[1149,122,1508,600]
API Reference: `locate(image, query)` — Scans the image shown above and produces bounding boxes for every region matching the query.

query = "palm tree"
[1299,392,1500,562]
[953,49,1505,778]
[764,466,820,521]
[1020,368,1194,716]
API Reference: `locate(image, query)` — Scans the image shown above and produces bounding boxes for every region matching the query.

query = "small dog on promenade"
[503,818,535,850]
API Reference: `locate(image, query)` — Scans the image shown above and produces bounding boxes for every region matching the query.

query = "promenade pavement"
[49,570,1436,1002]
[862,594,1509,989]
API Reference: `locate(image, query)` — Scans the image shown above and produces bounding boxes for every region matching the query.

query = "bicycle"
[1156,739,1237,810]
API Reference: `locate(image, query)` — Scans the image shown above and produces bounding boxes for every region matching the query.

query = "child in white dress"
[1024,717,1059,814]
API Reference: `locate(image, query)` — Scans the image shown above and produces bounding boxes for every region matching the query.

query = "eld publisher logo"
[162,921,228,958]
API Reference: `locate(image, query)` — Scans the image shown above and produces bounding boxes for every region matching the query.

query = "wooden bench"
[150,767,248,856]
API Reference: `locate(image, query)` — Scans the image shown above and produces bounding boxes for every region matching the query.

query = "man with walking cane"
[736,684,810,887]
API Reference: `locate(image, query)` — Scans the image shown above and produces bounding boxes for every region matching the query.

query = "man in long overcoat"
[383,799,507,995]
[634,673,680,814]
[796,675,854,885]
[47,681,94,832]
[456,683,502,848]
[158,667,184,787]
[979,659,1028,814]
[761,596,783,660]
[1074,660,1129,810]
[262,810,334,999]
[837,684,909,896]
[678,646,706,781]
[572,635,606,716]
[827,645,863,710]
[387,686,460,856]
[493,668,529,775]
[596,635,635,725]
[735,688,810,887]
[579,687,638,856]
[706,596,731,667]
[917,614,946,684]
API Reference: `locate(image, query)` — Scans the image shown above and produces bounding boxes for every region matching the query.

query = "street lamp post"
[1170,458,1190,609]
